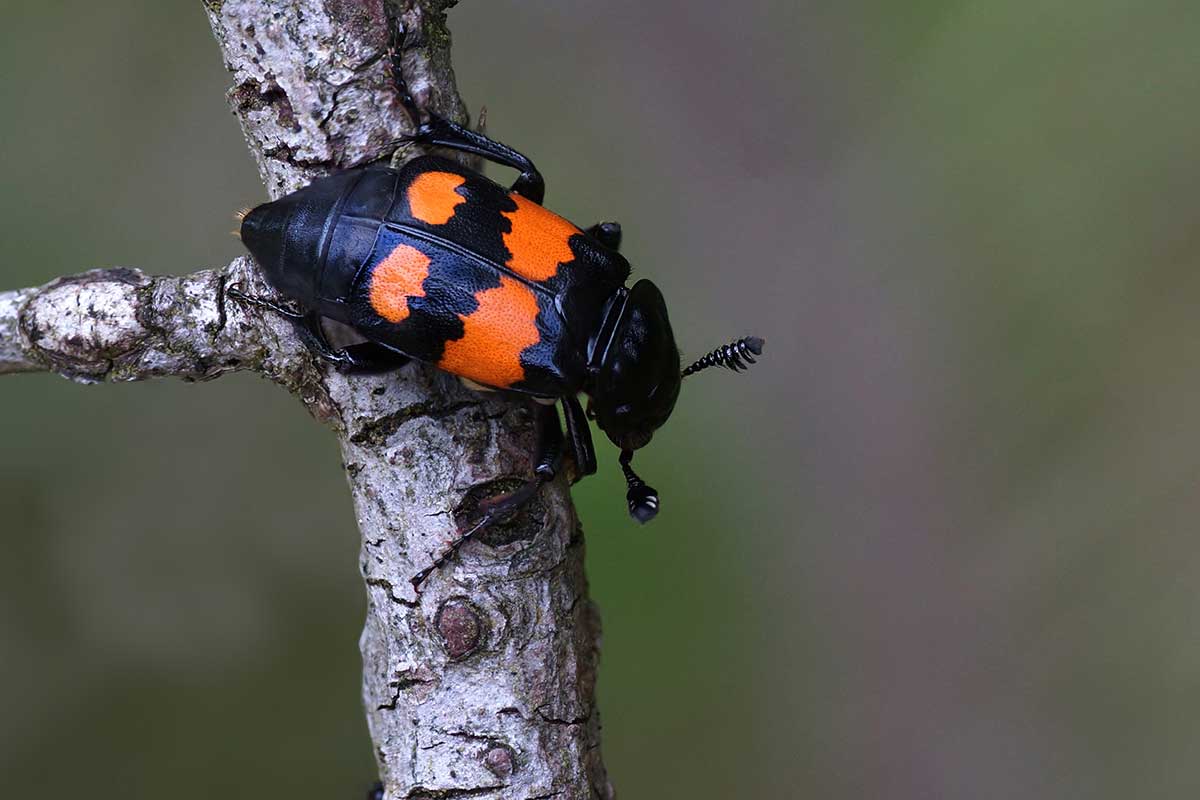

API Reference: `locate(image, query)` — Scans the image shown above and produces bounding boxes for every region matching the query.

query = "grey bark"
[0,2,610,798]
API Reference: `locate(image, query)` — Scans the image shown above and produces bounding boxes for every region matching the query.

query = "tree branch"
[0,260,325,399]
[1,1,609,797]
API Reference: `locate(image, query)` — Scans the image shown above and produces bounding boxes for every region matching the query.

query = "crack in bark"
[535,711,592,728]
[366,576,420,608]
[377,682,418,712]
[350,399,477,446]
[405,786,505,800]
[429,728,499,744]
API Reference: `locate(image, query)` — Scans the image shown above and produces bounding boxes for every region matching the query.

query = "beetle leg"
[388,39,424,133]
[401,115,546,204]
[293,314,412,374]
[411,403,564,589]
[387,38,545,203]
[226,283,306,320]
[561,396,597,482]
[226,286,338,359]
[326,341,412,374]
[585,221,622,252]
[531,402,566,481]
[228,286,411,374]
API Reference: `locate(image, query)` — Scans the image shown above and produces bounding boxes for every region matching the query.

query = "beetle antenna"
[681,336,765,378]
[619,449,659,523]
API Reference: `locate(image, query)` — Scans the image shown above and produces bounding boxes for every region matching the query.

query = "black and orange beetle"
[232,57,764,587]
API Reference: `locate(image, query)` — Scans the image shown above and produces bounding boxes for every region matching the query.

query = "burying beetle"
[231,51,764,589]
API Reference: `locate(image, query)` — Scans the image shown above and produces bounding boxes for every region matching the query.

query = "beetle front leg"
[410,403,564,588]
[562,395,597,481]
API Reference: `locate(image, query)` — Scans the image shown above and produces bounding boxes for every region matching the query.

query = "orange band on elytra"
[369,243,431,323]
[502,193,579,281]
[406,171,467,225]
[438,275,541,388]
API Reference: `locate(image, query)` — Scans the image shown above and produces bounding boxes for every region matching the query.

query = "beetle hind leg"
[387,26,545,203]
[411,403,565,589]
[401,115,546,204]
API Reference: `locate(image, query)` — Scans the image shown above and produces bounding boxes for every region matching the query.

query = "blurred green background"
[3,1,1200,797]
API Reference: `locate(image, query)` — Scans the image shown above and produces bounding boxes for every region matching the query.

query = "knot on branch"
[18,269,150,383]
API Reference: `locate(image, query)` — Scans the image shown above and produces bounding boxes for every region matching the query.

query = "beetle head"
[589,279,765,525]
[590,279,682,453]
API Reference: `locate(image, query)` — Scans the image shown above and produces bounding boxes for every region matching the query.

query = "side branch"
[0,258,329,411]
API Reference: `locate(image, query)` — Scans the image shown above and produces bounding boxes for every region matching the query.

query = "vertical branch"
[205,2,610,797]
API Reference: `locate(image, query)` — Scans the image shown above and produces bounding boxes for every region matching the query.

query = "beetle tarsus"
[229,291,410,374]
[226,283,306,320]
[411,478,543,590]
[387,15,424,129]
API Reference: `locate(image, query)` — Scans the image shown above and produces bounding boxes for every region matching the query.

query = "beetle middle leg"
[293,313,412,374]
[320,339,412,374]
[411,402,564,589]
[227,285,410,373]
[388,37,545,203]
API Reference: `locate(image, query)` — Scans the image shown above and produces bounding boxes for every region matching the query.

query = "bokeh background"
[3,1,1199,797]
